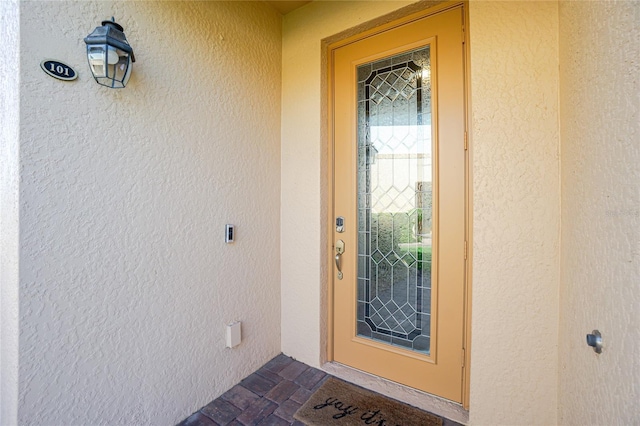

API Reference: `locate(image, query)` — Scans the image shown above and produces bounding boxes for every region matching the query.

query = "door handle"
[335,240,345,280]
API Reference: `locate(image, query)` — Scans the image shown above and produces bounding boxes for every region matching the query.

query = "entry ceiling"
[265,1,312,15]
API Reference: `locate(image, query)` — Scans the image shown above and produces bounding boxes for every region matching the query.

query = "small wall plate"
[225,224,235,243]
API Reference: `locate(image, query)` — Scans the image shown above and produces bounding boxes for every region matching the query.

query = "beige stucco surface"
[4,0,638,424]
[15,2,282,424]
[0,1,20,425]
[467,2,560,424]
[558,1,640,423]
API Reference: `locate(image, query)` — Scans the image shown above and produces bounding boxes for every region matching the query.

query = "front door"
[330,5,467,403]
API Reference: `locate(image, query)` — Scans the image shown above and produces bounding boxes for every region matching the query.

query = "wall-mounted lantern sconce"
[84,18,135,89]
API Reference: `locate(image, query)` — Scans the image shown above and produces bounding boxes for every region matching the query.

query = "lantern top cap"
[101,17,123,32]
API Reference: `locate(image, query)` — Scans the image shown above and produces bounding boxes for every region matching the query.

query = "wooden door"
[331,5,467,402]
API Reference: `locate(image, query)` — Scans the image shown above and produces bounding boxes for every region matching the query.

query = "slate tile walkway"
[178,354,461,426]
[179,354,322,426]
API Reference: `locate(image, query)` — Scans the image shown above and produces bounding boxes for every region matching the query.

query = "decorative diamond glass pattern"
[356,46,432,354]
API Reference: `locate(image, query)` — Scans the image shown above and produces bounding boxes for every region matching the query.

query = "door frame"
[324,1,473,409]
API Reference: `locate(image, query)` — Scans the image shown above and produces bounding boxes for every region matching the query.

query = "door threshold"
[321,361,469,425]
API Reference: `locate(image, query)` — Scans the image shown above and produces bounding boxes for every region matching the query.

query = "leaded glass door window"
[356,47,433,354]
[331,5,467,403]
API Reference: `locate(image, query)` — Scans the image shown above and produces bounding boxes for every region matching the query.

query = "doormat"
[294,377,443,426]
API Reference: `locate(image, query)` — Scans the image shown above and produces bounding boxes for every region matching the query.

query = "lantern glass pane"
[87,46,107,78]
[113,51,130,84]
[121,58,132,87]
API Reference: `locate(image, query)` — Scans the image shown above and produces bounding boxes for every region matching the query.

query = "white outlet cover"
[226,321,241,348]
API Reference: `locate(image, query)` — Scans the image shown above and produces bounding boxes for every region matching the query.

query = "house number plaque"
[40,60,77,81]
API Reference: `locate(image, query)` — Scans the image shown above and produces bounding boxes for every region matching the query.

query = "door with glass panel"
[331,6,466,402]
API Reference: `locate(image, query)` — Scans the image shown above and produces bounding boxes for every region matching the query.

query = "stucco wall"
[0,1,20,425]
[467,2,560,424]
[558,1,640,423]
[17,2,281,424]
[283,1,561,424]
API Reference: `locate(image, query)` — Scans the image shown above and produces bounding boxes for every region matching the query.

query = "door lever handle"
[335,240,345,280]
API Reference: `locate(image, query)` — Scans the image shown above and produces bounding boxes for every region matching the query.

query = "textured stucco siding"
[8,0,639,424]
[17,2,281,424]
[467,2,561,424]
[558,1,640,424]
[1,1,20,425]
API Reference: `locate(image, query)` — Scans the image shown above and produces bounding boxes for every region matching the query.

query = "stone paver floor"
[179,354,323,426]
[178,354,460,426]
